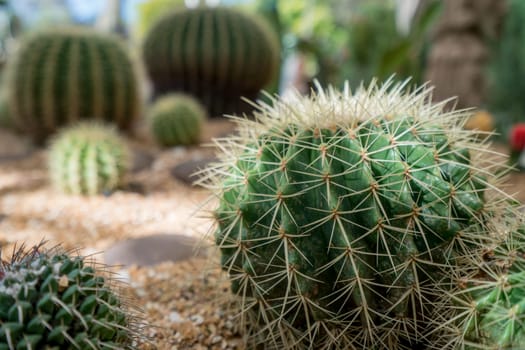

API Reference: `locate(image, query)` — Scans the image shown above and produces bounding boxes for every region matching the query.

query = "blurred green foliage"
[488,0,525,135]
[135,0,184,39]
[347,1,440,86]
[252,0,440,89]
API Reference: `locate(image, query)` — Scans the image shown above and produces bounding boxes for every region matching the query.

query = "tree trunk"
[424,0,506,109]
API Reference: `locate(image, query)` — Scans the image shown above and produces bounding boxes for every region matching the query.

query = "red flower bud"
[510,124,525,151]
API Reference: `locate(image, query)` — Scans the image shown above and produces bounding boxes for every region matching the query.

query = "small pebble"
[169,311,183,323]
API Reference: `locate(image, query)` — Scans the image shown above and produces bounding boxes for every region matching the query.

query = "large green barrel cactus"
[201,79,513,349]
[0,243,142,349]
[7,27,141,143]
[49,123,130,196]
[149,93,206,147]
[142,7,279,117]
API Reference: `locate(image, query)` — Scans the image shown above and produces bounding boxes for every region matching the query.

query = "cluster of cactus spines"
[48,123,130,196]
[200,79,517,349]
[425,209,525,350]
[149,93,206,147]
[142,7,279,117]
[6,27,141,143]
[0,243,142,349]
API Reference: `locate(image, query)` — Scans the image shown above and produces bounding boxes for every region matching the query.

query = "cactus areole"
[204,79,495,349]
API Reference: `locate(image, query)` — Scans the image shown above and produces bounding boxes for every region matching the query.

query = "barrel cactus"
[201,79,515,349]
[48,123,130,196]
[142,7,279,117]
[0,243,142,349]
[149,93,206,147]
[6,27,141,143]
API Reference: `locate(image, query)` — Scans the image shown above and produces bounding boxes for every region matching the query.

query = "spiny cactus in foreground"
[0,243,143,349]
[49,123,130,196]
[426,211,525,350]
[7,27,141,143]
[142,7,279,117]
[149,94,206,147]
[201,79,514,349]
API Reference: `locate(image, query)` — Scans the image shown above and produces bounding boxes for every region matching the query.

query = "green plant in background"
[252,0,439,89]
[134,0,184,40]
[201,79,520,349]
[48,123,130,196]
[0,87,11,129]
[262,0,349,87]
[142,6,280,117]
[149,93,206,147]
[488,0,525,136]
[0,243,142,349]
[6,26,141,143]
[346,0,440,85]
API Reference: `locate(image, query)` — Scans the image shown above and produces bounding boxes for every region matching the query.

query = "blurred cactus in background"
[6,26,141,143]
[142,6,280,117]
[0,85,10,128]
[149,93,206,147]
[48,123,130,196]
[134,0,184,40]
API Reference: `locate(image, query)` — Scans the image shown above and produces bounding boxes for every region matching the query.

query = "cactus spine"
[48,123,130,196]
[149,93,206,146]
[7,27,141,143]
[0,243,142,349]
[201,79,518,349]
[142,7,279,117]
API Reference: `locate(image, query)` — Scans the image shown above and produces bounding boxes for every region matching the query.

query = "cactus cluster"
[426,211,525,350]
[149,94,206,147]
[142,7,279,117]
[0,243,140,349]
[6,27,141,143]
[202,79,520,349]
[465,223,525,349]
[48,123,130,196]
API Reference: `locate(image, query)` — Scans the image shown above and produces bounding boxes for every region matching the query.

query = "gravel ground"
[0,123,524,349]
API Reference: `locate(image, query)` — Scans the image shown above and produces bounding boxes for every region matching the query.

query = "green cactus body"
[142,7,279,117]
[149,94,206,146]
[48,123,130,196]
[437,214,525,350]
[0,244,139,349]
[7,27,141,143]
[202,80,503,349]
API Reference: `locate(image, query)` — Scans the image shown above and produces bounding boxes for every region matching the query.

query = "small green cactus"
[201,79,514,349]
[48,123,130,196]
[6,26,141,143]
[429,211,525,350]
[142,6,279,117]
[0,243,142,349]
[149,94,206,147]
